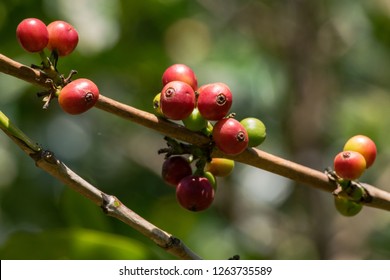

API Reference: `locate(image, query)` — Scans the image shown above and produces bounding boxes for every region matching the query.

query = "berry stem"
[325,168,370,203]
[194,157,207,176]
[49,50,59,70]
[39,50,50,69]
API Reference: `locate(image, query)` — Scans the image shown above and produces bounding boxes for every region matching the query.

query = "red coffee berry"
[343,135,377,168]
[160,81,196,120]
[176,175,215,211]
[16,18,49,53]
[47,20,79,56]
[212,118,249,155]
[162,64,198,91]
[333,151,366,180]
[161,156,192,187]
[59,78,99,115]
[197,82,232,121]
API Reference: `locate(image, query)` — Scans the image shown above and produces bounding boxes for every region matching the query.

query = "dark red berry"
[197,82,232,120]
[16,18,49,53]
[162,64,198,91]
[212,118,248,155]
[160,81,196,120]
[176,175,214,211]
[161,156,192,187]
[59,78,99,115]
[47,20,79,56]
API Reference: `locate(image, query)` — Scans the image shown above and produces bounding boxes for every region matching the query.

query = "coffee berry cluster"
[16,18,99,114]
[154,64,267,211]
[330,135,377,216]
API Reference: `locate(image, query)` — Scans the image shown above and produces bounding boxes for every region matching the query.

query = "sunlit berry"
[197,83,232,121]
[160,81,196,120]
[343,135,377,168]
[16,18,49,52]
[240,117,266,147]
[59,78,99,115]
[162,64,198,91]
[212,118,248,155]
[333,151,366,180]
[47,20,79,56]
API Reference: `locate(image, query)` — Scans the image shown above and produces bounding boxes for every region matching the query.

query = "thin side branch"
[0,111,201,260]
[1,53,390,211]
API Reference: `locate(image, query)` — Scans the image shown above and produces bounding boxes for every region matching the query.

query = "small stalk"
[39,50,50,69]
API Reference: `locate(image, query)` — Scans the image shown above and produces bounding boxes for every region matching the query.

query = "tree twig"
[1,53,390,211]
[0,110,202,260]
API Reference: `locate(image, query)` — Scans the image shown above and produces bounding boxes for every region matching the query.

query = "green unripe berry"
[182,108,208,131]
[334,196,363,217]
[203,171,217,191]
[153,93,164,117]
[347,185,365,202]
[201,121,213,137]
[240,117,266,147]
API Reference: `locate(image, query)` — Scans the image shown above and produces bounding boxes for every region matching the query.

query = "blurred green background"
[1,0,390,260]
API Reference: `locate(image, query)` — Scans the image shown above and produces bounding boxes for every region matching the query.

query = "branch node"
[324,167,373,203]
[30,149,58,165]
[42,150,58,164]
[352,181,373,203]
[164,236,182,249]
[101,192,121,214]
[325,167,343,195]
